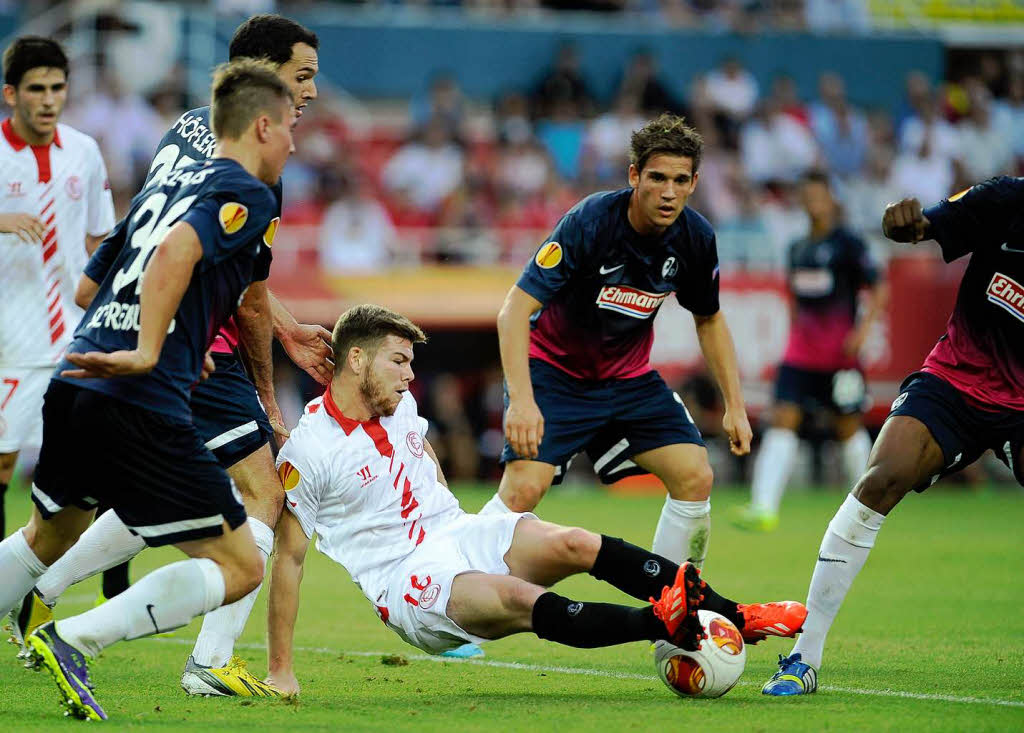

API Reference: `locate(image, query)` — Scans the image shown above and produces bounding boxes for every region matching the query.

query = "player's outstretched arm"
[693,311,752,455]
[63,222,202,379]
[882,198,932,243]
[236,281,288,445]
[75,274,100,310]
[266,508,310,696]
[268,291,334,386]
[497,285,546,459]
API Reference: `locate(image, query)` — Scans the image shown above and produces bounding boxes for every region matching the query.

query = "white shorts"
[379,511,536,655]
[0,367,51,453]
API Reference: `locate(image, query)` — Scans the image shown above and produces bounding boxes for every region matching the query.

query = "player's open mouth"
[658,206,675,216]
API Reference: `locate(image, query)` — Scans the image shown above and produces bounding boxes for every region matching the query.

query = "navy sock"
[531,591,665,648]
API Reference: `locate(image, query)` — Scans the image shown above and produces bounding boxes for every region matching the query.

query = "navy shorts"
[32,380,247,546]
[191,353,273,468]
[775,364,867,416]
[501,359,703,485]
[888,371,1024,489]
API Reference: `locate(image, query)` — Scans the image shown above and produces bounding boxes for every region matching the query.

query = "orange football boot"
[650,562,706,651]
[736,601,807,644]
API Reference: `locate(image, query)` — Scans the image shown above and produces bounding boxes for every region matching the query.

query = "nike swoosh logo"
[1001,243,1024,254]
[146,603,162,634]
[599,264,624,274]
[817,556,847,564]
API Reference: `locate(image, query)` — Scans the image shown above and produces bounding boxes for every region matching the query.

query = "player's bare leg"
[741,402,803,531]
[834,411,871,487]
[187,444,283,678]
[0,450,17,535]
[632,443,713,567]
[765,415,944,695]
[486,459,556,514]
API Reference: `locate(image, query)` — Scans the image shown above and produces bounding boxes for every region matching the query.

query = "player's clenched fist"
[0,212,46,243]
[505,397,545,460]
[882,198,930,243]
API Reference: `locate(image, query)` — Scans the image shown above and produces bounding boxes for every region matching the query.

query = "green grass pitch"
[1,483,1022,731]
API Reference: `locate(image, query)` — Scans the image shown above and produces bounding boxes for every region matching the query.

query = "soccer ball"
[654,610,746,699]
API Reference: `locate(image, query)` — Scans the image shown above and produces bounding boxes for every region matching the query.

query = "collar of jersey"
[322,386,381,436]
[2,118,62,151]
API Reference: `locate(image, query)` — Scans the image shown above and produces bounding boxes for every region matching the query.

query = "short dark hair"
[210,59,292,140]
[629,113,704,174]
[3,36,68,88]
[332,304,427,372]
[802,169,831,188]
[229,14,319,66]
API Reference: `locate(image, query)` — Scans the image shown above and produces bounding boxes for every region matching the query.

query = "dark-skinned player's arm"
[882,198,931,243]
[693,311,752,456]
[236,281,289,446]
[497,285,545,460]
[423,437,448,487]
[265,506,310,696]
[62,221,201,378]
[268,291,334,386]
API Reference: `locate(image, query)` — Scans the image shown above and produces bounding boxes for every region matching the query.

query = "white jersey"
[276,389,465,606]
[0,119,115,367]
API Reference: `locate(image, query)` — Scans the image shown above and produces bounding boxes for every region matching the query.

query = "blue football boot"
[28,621,107,720]
[762,653,818,696]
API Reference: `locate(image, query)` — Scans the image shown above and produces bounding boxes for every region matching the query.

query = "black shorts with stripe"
[32,380,246,546]
[191,353,274,468]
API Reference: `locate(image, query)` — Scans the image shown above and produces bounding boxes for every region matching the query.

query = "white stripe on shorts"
[31,483,62,513]
[594,438,630,473]
[127,514,225,538]
[204,420,258,451]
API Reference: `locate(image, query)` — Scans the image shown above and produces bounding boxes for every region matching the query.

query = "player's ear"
[688,170,700,194]
[253,113,272,143]
[2,84,16,107]
[347,345,363,373]
[628,163,639,188]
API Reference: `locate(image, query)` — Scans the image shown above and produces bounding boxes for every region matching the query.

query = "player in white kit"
[262,305,805,694]
[0,37,115,534]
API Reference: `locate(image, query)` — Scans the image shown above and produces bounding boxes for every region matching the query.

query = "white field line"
[149,637,1024,709]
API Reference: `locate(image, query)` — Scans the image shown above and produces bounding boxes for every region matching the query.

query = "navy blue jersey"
[57,158,276,420]
[86,106,279,286]
[920,176,1024,410]
[782,226,879,371]
[516,188,720,380]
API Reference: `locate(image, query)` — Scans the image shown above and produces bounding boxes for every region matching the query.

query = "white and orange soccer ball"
[654,610,746,699]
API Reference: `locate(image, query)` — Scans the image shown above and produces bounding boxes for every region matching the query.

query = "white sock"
[791,493,885,669]
[36,509,146,605]
[190,518,273,668]
[652,497,711,568]
[57,557,225,658]
[750,428,799,515]
[0,529,49,614]
[841,429,872,484]
[478,492,513,516]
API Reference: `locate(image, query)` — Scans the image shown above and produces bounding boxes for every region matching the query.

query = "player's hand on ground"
[264,671,299,696]
[506,398,544,459]
[882,198,930,243]
[722,408,752,456]
[0,212,46,243]
[282,323,334,385]
[62,349,156,378]
[200,351,216,381]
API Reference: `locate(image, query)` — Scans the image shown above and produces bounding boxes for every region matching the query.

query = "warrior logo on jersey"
[218,202,249,234]
[986,272,1024,324]
[596,285,669,319]
[278,461,301,491]
[535,241,563,269]
[263,217,280,247]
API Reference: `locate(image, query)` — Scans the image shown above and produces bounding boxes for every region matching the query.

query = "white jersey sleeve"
[277,425,329,540]
[84,138,115,237]
[396,390,429,438]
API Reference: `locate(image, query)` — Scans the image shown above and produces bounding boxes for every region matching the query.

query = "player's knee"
[666,462,713,501]
[498,580,544,627]
[853,464,911,512]
[553,527,600,570]
[0,451,17,477]
[501,477,548,512]
[223,545,264,602]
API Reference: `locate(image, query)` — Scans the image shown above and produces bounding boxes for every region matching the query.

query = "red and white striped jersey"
[0,119,115,367]
[275,390,464,606]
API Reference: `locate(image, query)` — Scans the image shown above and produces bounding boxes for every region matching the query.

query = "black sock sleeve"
[531,592,665,648]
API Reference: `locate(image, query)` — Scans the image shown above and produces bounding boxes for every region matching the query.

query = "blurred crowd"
[66,44,1024,276]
